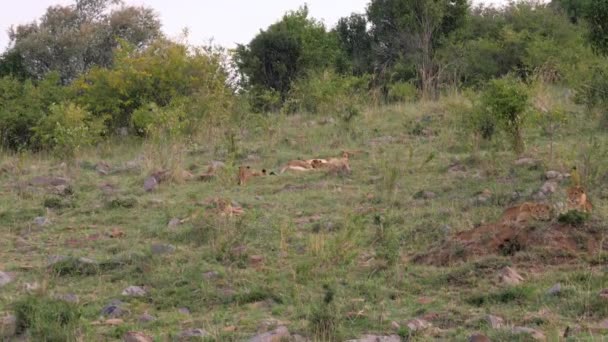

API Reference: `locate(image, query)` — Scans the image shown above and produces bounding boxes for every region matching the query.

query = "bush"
[33,102,105,158]
[387,82,418,103]
[283,70,368,115]
[132,101,188,137]
[476,76,530,154]
[575,63,608,128]
[247,86,282,113]
[13,295,82,341]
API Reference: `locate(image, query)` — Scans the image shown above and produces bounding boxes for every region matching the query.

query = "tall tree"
[585,0,608,55]
[5,0,161,83]
[367,0,468,98]
[234,5,339,100]
[333,13,373,76]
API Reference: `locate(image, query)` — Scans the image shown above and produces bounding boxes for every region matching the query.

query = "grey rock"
[539,181,558,195]
[486,314,504,329]
[101,300,127,318]
[151,244,176,255]
[547,283,562,296]
[55,293,80,303]
[514,158,540,167]
[138,313,157,324]
[407,318,432,331]
[179,328,208,338]
[143,176,158,192]
[122,286,147,297]
[498,267,524,285]
[123,331,153,342]
[178,307,191,315]
[248,326,291,342]
[346,335,401,342]
[202,271,219,280]
[512,327,546,340]
[0,271,14,287]
[167,218,181,229]
[33,216,51,227]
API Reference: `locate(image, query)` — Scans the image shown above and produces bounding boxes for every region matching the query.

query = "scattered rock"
[123,331,153,342]
[514,158,540,167]
[249,255,265,268]
[248,326,291,342]
[547,283,562,296]
[167,218,181,229]
[122,286,147,297]
[498,267,524,285]
[414,190,437,200]
[346,335,401,342]
[179,328,208,339]
[33,216,51,227]
[138,313,156,324]
[55,293,80,304]
[150,243,176,255]
[0,314,17,338]
[391,321,400,330]
[448,163,467,174]
[96,161,112,175]
[0,271,14,287]
[406,318,432,332]
[544,170,568,181]
[101,300,127,318]
[202,271,219,280]
[512,327,546,341]
[143,176,159,192]
[539,181,558,196]
[469,334,491,342]
[99,183,118,195]
[178,307,191,315]
[486,314,504,329]
[24,282,40,293]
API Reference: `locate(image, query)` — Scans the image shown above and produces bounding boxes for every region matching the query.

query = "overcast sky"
[1,0,510,52]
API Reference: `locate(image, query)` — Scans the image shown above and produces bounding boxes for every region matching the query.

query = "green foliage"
[6,0,161,82]
[0,73,67,150]
[558,210,590,226]
[33,102,105,158]
[13,295,82,341]
[585,0,608,55]
[575,62,608,128]
[132,101,188,137]
[74,40,235,130]
[387,82,418,103]
[235,5,340,101]
[333,13,373,76]
[477,76,530,154]
[283,70,368,115]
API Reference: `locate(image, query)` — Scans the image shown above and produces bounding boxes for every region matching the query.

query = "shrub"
[13,295,82,341]
[247,86,282,113]
[283,70,368,115]
[387,82,418,103]
[33,102,105,158]
[132,101,188,138]
[575,63,608,128]
[476,76,530,154]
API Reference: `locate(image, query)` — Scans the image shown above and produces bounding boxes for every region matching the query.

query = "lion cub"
[237,166,267,185]
[567,186,593,213]
[500,202,553,225]
[280,159,314,174]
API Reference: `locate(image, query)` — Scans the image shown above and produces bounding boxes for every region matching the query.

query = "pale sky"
[0,0,508,52]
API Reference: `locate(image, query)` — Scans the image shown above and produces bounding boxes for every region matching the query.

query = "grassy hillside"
[1,92,607,341]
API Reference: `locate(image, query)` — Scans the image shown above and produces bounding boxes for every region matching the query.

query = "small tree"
[478,76,530,155]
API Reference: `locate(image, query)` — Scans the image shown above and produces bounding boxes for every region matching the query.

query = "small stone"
[498,267,524,285]
[101,300,127,318]
[178,307,191,315]
[151,243,176,255]
[96,161,112,175]
[486,314,504,329]
[122,286,147,297]
[513,327,546,341]
[0,271,14,287]
[539,181,558,195]
[202,271,219,280]
[167,218,181,229]
[391,321,400,330]
[406,318,432,332]
[346,335,401,342]
[143,176,158,192]
[249,255,265,268]
[24,282,40,293]
[545,171,562,180]
[469,334,491,342]
[33,216,51,227]
[414,190,436,200]
[179,328,208,338]
[123,331,153,342]
[547,283,562,296]
[514,158,540,167]
[55,293,80,304]
[138,313,156,324]
[0,314,17,338]
[248,326,290,342]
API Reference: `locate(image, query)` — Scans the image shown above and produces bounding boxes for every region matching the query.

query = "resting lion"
[500,202,553,225]
[237,166,267,185]
[567,186,593,213]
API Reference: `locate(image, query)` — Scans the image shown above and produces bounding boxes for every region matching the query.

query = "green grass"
[0,92,607,341]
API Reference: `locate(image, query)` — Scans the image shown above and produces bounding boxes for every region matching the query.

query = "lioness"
[237,166,267,185]
[280,159,314,174]
[500,202,553,224]
[567,186,593,213]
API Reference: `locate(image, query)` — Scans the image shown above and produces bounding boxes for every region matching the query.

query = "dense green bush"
[474,76,530,154]
[13,295,82,341]
[33,102,105,158]
[387,82,418,103]
[283,70,368,115]
[575,63,608,128]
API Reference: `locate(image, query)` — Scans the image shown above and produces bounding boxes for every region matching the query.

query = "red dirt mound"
[414,221,606,266]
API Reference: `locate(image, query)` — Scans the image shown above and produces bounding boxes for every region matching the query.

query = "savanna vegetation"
[1,0,607,341]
